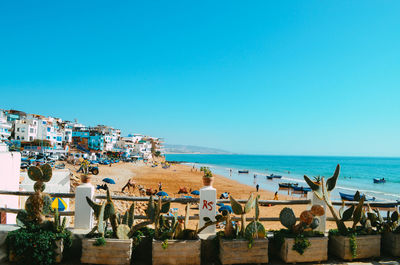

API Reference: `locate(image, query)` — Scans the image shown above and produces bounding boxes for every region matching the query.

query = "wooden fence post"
[307,192,327,233]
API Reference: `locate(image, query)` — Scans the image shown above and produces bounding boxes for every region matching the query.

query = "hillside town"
[0,109,164,161]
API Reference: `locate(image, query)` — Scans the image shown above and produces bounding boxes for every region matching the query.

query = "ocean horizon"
[166,154,400,202]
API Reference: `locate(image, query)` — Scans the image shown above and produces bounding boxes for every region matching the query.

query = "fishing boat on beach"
[278,182,298,189]
[292,186,311,193]
[339,192,375,201]
[238,170,249,174]
[266,174,283,180]
[373,178,386,184]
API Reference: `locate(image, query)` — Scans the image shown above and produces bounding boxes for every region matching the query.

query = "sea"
[165,154,400,202]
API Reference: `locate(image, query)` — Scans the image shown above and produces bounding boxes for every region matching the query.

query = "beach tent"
[51,197,67,212]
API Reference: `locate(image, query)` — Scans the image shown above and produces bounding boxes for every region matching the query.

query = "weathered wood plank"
[219,238,268,265]
[280,237,328,263]
[81,238,132,265]
[382,232,400,256]
[329,234,381,260]
[152,239,201,265]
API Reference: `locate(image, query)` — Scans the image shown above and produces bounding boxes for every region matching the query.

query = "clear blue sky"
[1,1,399,157]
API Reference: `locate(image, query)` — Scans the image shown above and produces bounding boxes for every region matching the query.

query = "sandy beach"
[66,161,335,230]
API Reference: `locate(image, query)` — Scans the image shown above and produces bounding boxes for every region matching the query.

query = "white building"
[0,110,11,142]
[14,119,39,142]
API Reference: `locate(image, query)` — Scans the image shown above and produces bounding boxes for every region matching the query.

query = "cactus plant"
[86,188,159,242]
[230,193,256,238]
[279,205,325,234]
[23,164,54,224]
[304,164,370,235]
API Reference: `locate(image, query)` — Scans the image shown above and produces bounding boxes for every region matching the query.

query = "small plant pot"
[202,176,214,187]
[80,174,91,183]
[279,236,328,263]
[152,239,201,265]
[219,238,269,265]
[382,232,400,256]
[329,234,381,260]
[9,239,64,263]
[81,238,133,265]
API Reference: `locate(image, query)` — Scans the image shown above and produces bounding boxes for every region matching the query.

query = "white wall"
[0,148,21,224]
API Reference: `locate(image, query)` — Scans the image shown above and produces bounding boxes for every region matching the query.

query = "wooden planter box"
[382,232,400,256]
[329,234,381,260]
[81,238,133,265]
[219,238,269,265]
[10,239,64,263]
[279,236,328,263]
[152,239,201,265]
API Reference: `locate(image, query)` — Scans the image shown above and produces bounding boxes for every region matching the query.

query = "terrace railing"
[0,188,399,229]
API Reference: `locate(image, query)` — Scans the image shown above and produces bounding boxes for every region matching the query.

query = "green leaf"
[303,175,320,191]
[244,193,256,214]
[255,195,260,221]
[392,211,399,222]
[354,191,361,201]
[326,164,340,191]
[146,196,156,221]
[40,164,52,182]
[161,202,171,214]
[230,196,243,215]
[342,205,354,221]
[128,202,135,227]
[98,203,106,235]
[352,196,365,227]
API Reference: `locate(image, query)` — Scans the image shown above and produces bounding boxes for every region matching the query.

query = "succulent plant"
[86,189,160,241]
[279,205,325,234]
[279,207,296,229]
[22,164,54,224]
[230,193,257,237]
[304,165,370,235]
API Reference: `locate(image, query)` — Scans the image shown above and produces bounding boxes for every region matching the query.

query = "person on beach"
[274,191,279,200]
[158,182,162,191]
[256,184,259,192]
[122,179,135,193]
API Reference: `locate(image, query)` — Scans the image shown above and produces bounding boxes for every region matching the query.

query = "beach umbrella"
[51,197,67,212]
[191,190,200,195]
[218,205,232,213]
[102,178,116,184]
[216,202,224,207]
[156,191,168,197]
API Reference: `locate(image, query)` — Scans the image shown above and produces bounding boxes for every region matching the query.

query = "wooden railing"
[0,190,398,224]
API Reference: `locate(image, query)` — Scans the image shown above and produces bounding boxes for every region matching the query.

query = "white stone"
[74,183,95,230]
[199,186,216,234]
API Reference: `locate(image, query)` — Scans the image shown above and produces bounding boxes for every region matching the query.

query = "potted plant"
[6,164,72,265]
[304,165,381,260]
[200,167,214,187]
[367,208,400,256]
[273,206,327,263]
[81,187,154,265]
[152,197,208,265]
[216,194,268,265]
